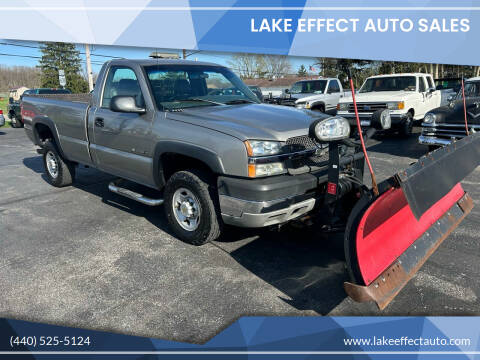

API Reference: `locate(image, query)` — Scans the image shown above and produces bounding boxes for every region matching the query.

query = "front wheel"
[399,112,414,137]
[164,170,223,245]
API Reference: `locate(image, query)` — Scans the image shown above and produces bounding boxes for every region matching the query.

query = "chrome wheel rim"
[46,151,59,178]
[172,188,201,231]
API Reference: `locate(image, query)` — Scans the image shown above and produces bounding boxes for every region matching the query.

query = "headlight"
[248,162,284,178]
[424,113,436,124]
[387,101,405,110]
[338,103,349,111]
[295,102,307,109]
[310,116,350,142]
[244,140,283,157]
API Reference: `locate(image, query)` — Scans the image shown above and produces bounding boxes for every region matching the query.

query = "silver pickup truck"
[22,59,364,245]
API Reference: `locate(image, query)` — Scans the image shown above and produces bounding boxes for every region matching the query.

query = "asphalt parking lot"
[1,126,479,343]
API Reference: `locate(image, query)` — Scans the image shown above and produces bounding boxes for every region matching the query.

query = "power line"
[0,42,123,59]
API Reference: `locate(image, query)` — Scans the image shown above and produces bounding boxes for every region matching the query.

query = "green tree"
[297,64,307,77]
[38,42,88,93]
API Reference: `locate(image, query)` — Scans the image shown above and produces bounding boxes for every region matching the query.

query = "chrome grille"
[348,102,387,113]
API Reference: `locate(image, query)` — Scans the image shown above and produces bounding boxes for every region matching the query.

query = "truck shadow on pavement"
[367,128,427,159]
[23,155,354,316]
[222,227,351,315]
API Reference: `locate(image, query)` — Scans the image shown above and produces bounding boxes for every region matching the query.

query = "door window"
[101,67,144,108]
[418,77,427,92]
[426,76,435,90]
[327,80,340,93]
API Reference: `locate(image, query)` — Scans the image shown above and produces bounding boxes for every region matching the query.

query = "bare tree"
[0,65,41,92]
[228,53,266,78]
[261,55,292,79]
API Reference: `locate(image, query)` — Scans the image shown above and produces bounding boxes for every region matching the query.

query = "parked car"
[337,73,442,136]
[294,78,348,114]
[0,109,5,127]
[7,87,30,128]
[248,85,264,102]
[419,77,480,150]
[9,88,71,128]
[269,78,341,108]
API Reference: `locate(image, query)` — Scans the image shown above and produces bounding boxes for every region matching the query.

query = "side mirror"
[428,88,435,94]
[371,109,392,130]
[110,96,146,114]
[284,88,290,94]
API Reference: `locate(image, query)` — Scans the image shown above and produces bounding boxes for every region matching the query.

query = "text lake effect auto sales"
[250,18,470,33]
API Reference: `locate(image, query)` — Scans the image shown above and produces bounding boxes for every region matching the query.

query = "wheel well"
[160,153,214,183]
[34,123,54,144]
[311,103,325,111]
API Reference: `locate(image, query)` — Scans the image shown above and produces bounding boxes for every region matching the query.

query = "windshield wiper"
[178,98,224,106]
[224,99,256,105]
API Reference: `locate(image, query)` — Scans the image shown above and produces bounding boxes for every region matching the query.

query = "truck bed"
[25,93,91,104]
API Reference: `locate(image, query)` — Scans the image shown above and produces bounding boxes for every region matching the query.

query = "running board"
[108,180,164,206]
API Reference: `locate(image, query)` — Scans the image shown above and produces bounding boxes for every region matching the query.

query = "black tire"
[164,169,223,245]
[42,140,75,187]
[428,145,441,152]
[399,112,414,137]
[10,117,23,128]
[312,104,325,113]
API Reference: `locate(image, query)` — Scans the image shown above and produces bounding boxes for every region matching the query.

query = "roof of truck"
[467,76,480,82]
[367,73,432,79]
[107,59,223,67]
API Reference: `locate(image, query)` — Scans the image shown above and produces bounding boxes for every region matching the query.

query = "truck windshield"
[360,76,416,93]
[144,65,260,110]
[289,80,327,94]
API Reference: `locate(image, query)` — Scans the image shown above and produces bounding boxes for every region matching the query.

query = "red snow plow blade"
[344,132,480,309]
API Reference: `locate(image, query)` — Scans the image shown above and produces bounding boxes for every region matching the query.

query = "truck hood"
[166,103,328,141]
[340,91,415,103]
[295,93,325,104]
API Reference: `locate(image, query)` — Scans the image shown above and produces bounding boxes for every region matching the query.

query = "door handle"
[95,117,104,127]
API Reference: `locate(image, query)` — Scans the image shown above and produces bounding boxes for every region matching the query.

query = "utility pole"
[85,44,94,92]
[183,49,187,59]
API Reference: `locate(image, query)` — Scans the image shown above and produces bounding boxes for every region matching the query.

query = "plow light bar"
[310,116,350,142]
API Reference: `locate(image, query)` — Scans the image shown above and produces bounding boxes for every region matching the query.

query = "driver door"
[91,66,156,186]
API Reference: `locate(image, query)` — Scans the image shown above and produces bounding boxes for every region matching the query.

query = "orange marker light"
[248,164,256,178]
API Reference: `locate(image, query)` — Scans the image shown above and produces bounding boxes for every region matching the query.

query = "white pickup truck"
[337,73,442,136]
[293,78,347,114]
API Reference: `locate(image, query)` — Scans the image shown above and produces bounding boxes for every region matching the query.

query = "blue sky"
[0,40,319,75]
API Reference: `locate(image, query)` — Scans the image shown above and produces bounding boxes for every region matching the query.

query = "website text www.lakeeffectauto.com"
[343,336,471,347]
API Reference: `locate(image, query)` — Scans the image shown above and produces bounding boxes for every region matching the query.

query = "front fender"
[153,140,225,188]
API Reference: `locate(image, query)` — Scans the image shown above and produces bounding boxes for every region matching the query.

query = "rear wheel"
[42,140,75,187]
[399,112,414,137]
[164,169,223,245]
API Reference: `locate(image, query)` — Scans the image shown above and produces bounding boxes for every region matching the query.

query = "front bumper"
[418,135,453,147]
[218,169,328,228]
[338,112,407,127]
[419,123,475,147]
